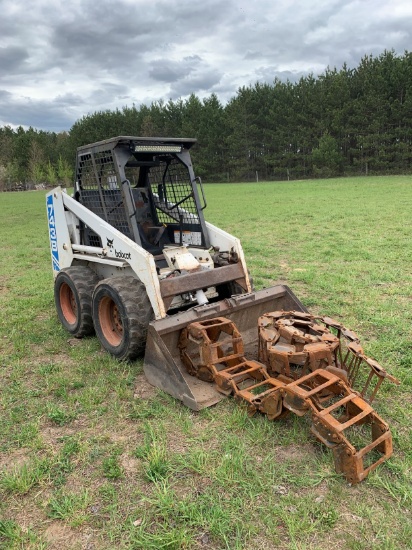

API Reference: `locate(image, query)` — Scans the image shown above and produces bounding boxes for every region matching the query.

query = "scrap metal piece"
[311,395,393,483]
[283,369,394,483]
[179,316,245,387]
[258,311,399,402]
[179,317,287,418]
[237,379,286,420]
[282,369,346,416]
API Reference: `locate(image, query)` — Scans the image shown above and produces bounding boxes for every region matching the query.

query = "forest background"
[1,50,412,189]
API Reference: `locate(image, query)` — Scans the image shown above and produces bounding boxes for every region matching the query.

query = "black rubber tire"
[54,266,100,337]
[92,276,154,361]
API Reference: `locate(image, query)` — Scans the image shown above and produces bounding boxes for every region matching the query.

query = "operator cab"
[75,136,209,257]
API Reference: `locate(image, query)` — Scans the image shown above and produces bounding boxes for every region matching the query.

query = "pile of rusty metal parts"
[179,311,399,484]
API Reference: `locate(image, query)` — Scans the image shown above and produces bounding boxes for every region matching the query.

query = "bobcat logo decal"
[106,237,131,260]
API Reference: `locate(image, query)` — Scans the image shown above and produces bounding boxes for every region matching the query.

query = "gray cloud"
[149,56,203,83]
[0,91,82,130]
[0,0,411,131]
[0,90,13,102]
[0,46,29,74]
[170,68,224,98]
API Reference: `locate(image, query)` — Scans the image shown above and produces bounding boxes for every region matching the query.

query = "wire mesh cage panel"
[75,140,206,249]
[124,165,140,187]
[77,150,133,241]
[148,158,200,225]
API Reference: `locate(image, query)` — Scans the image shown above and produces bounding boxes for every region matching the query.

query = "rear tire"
[54,267,100,337]
[92,277,154,361]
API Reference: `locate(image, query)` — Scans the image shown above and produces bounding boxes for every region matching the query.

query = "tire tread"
[55,266,100,337]
[93,276,154,360]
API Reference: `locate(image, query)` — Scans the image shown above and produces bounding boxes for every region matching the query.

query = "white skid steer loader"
[46,136,307,410]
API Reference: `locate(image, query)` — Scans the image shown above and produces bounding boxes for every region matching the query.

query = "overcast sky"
[1,0,411,132]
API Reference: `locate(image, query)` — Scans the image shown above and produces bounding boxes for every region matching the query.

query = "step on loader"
[46,136,398,482]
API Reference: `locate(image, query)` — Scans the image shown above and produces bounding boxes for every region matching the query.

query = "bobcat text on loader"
[46,136,399,483]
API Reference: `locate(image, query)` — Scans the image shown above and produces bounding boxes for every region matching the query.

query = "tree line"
[1,49,412,189]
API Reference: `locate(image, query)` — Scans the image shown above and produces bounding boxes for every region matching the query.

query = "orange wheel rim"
[99,296,123,346]
[60,282,77,325]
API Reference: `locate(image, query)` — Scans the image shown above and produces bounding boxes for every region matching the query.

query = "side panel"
[206,221,252,292]
[46,189,74,277]
[61,189,166,319]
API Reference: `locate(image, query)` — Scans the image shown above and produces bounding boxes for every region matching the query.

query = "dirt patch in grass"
[40,426,77,447]
[119,454,139,476]
[43,521,95,550]
[165,429,191,455]
[0,275,10,293]
[63,472,94,494]
[279,260,291,272]
[133,373,157,400]
[66,338,84,348]
[39,414,91,437]
[0,447,31,470]
[107,431,135,447]
[273,443,317,461]
[2,493,49,534]
[247,534,289,550]
[27,349,79,369]
[36,313,51,322]
[172,473,213,500]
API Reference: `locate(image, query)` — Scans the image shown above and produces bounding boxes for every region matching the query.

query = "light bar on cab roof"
[134,144,182,153]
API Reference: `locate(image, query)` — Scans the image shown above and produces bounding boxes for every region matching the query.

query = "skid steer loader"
[46,136,306,409]
[46,136,397,482]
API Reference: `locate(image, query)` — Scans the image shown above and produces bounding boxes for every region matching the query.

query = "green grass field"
[0,176,411,549]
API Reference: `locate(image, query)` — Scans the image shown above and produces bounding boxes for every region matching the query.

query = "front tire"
[54,267,99,337]
[92,277,154,361]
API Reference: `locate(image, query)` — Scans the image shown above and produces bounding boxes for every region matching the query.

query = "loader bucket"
[143,285,307,410]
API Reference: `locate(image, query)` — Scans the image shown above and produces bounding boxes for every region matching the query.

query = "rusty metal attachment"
[258,311,399,402]
[282,369,393,483]
[179,314,398,484]
[179,317,286,419]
